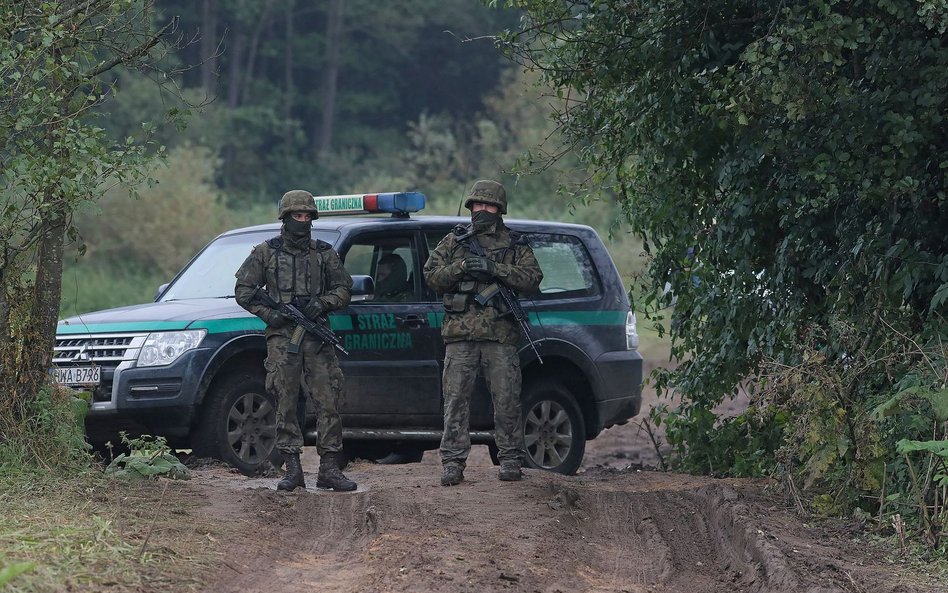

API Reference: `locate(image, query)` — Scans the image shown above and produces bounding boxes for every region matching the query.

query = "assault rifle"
[454,226,543,364]
[252,287,349,356]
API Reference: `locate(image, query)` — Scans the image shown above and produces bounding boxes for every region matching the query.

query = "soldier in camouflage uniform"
[423,180,543,486]
[234,190,357,492]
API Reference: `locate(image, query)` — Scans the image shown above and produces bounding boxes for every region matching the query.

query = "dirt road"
[180,436,939,593]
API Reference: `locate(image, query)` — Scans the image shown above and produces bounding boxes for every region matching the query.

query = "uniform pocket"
[443,293,469,313]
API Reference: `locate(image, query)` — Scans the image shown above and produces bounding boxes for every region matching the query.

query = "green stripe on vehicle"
[534,311,627,326]
[56,321,191,335]
[427,310,625,328]
[329,315,353,331]
[191,318,265,333]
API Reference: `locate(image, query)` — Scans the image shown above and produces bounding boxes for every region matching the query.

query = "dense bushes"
[503,0,948,549]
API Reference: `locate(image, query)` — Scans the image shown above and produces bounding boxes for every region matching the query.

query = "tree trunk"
[226,23,245,108]
[283,0,295,151]
[313,0,343,161]
[22,210,66,392]
[240,0,274,106]
[200,0,217,96]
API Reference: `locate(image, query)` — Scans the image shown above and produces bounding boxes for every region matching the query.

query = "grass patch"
[0,470,228,592]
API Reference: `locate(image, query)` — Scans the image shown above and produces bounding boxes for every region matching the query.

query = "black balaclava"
[471,209,501,234]
[282,214,312,249]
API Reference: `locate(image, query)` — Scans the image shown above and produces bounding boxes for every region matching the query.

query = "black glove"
[463,256,495,276]
[264,309,291,329]
[303,298,325,320]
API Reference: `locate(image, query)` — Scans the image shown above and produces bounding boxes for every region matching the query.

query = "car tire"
[192,373,281,476]
[521,379,586,475]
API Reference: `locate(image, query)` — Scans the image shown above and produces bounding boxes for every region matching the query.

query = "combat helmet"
[277,190,319,219]
[463,180,507,215]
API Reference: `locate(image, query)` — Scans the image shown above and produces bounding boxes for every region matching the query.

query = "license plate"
[54,366,101,385]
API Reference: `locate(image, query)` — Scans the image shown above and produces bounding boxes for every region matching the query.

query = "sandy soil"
[145,372,940,593]
[173,435,940,593]
[180,458,939,593]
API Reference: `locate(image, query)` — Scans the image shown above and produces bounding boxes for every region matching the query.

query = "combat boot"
[498,460,522,481]
[277,452,306,491]
[316,452,357,492]
[440,463,464,486]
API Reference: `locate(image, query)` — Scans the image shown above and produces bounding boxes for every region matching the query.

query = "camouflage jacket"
[234,230,352,337]
[423,223,542,345]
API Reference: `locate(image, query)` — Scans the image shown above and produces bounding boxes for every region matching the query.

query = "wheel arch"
[195,334,267,409]
[521,339,601,439]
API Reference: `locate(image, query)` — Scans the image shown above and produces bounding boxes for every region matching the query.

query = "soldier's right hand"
[264,309,292,329]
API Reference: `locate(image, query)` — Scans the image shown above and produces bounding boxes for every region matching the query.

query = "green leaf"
[0,561,36,586]
[930,282,948,312]
[896,439,948,458]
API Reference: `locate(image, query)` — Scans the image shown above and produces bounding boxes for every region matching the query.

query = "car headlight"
[137,330,206,367]
[625,311,639,351]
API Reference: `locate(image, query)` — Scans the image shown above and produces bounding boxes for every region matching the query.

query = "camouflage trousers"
[440,341,524,468]
[265,333,345,455]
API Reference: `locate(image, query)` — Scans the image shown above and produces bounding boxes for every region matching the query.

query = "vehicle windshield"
[159,229,340,301]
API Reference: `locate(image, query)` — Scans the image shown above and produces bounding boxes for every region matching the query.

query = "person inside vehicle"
[374,252,412,302]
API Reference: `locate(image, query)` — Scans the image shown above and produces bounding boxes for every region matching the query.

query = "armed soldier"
[234,190,357,492]
[423,180,543,486]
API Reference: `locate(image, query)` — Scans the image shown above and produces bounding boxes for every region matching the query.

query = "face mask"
[471,209,500,233]
[284,216,311,238]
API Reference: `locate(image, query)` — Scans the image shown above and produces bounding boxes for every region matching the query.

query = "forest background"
[60,0,646,327]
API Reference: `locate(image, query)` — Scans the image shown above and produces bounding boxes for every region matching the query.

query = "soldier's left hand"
[463,257,495,276]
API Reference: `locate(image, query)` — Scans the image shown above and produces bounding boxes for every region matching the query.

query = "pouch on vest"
[443,293,469,313]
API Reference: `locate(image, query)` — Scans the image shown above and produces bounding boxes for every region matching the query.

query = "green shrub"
[105,433,190,481]
[0,384,91,475]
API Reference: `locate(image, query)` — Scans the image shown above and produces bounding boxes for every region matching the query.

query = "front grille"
[53,333,147,364]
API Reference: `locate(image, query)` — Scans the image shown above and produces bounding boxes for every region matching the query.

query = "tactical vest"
[262,236,333,305]
[442,227,519,314]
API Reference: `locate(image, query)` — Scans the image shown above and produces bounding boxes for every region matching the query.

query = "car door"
[336,230,443,427]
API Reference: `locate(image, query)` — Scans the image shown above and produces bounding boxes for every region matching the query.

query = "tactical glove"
[303,298,325,320]
[463,256,495,276]
[264,309,291,329]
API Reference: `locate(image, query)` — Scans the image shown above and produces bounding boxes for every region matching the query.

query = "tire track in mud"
[192,465,901,593]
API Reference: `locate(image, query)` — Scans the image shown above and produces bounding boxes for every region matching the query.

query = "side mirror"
[155,283,169,301]
[350,275,375,303]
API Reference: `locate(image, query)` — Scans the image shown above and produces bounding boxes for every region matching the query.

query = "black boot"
[277,452,305,491]
[316,452,357,492]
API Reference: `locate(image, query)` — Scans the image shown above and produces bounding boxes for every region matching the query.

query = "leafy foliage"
[501,0,947,404]
[105,433,190,481]
[0,0,188,471]
[501,0,948,546]
[74,145,232,277]
[0,385,91,474]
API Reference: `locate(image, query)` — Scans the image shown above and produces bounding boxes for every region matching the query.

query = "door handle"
[397,314,428,328]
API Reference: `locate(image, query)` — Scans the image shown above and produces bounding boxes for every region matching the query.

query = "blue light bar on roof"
[313,192,426,216]
[369,192,426,214]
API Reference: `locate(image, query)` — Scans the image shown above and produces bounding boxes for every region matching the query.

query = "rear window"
[529,233,601,299]
[423,228,601,300]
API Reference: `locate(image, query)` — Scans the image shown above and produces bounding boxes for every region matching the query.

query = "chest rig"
[442,225,518,314]
[264,236,326,304]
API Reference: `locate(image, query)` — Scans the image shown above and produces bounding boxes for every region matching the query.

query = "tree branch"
[82,17,176,79]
